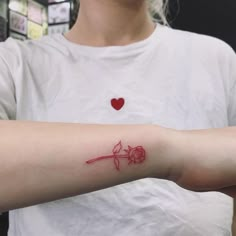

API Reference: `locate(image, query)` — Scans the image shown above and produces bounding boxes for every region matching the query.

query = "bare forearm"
[0,120,177,212]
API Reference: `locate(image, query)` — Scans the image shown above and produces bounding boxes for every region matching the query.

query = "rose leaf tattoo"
[86,141,146,171]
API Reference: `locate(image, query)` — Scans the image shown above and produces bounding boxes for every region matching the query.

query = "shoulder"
[163,26,235,61]
[0,38,22,67]
[0,34,66,74]
[159,26,236,77]
[0,34,64,62]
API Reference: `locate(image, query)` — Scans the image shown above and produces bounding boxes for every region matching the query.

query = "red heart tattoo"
[111,98,125,110]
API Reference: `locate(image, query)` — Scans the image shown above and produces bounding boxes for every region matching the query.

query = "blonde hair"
[148,0,169,25]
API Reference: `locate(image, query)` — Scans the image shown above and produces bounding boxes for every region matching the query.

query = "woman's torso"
[4,25,233,235]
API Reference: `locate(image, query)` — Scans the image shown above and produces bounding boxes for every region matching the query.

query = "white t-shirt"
[0,24,236,236]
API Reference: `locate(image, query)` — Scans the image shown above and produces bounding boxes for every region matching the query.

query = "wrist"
[150,126,185,182]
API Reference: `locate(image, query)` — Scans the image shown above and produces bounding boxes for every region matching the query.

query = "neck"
[65,0,155,46]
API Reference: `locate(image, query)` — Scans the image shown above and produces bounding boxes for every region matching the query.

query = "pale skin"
[1,0,236,233]
[0,121,236,211]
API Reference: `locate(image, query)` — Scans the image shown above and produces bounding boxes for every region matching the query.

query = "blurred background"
[0,0,235,235]
[0,0,235,50]
[0,0,78,42]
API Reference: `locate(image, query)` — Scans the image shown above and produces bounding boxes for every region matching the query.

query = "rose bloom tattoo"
[86,141,146,171]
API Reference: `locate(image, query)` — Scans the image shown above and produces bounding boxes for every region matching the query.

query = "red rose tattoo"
[86,141,146,171]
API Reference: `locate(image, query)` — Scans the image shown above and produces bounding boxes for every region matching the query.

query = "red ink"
[111,98,125,110]
[86,141,146,171]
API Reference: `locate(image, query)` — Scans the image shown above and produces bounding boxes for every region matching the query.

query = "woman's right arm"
[0,120,180,212]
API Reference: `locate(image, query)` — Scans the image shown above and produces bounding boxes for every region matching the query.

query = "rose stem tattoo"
[86,141,146,171]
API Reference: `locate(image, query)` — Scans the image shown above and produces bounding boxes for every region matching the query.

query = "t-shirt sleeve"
[227,46,236,126]
[0,41,17,120]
